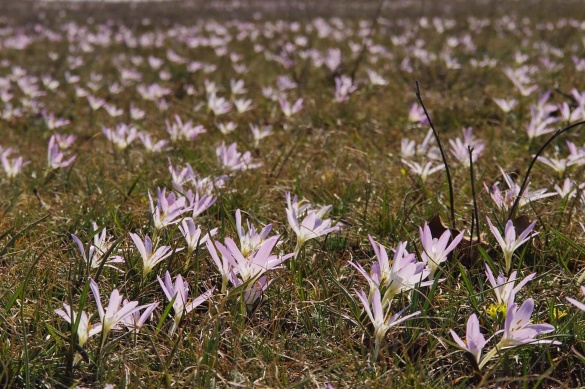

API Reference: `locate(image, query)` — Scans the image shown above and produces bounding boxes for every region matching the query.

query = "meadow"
[1,0,585,387]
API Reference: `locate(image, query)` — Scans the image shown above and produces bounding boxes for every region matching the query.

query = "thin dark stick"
[468,146,480,245]
[415,81,456,230]
[507,120,585,220]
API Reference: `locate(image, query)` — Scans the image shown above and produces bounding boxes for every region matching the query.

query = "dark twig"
[468,146,480,245]
[415,81,456,230]
[507,120,585,220]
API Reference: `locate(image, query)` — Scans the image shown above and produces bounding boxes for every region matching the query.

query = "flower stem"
[478,346,499,370]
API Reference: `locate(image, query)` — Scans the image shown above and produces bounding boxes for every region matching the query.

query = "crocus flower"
[54,303,102,347]
[485,264,535,308]
[71,224,124,272]
[419,222,464,279]
[350,236,431,305]
[279,97,303,118]
[486,217,537,273]
[355,287,420,360]
[214,236,292,284]
[0,150,29,179]
[138,132,170,153]
[120,300,159,332]
[206,239,232,293]
[286,194,342,257]
[129,232,176,278]
[493,98,518,113]
[48,135,76,169]
[157,271,214,335]
[450,314,487,363]
[567,286,585,311]
[207,92,232,116]
[148,187,190,230]
[250,124,273,147]
[89,278,146,345]
[216,142,262,172]
[235,209,276,257]
[407,103,428,125]
[478,298,560,370]
[102,124,138,151]
[179,217,217,254]
[497,298,558,349]
[229,274,273,307]
[165,115,206,142]
[184,189,216,218]
[401,160,445,184]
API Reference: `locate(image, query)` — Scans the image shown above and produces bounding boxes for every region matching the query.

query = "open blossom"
[355,287,420,360]
[365,68,388,86]
[496,298,558,349]
[486,217,538,273]
[102,124,138,151]
[350,236,431,305]
[250,124,273,147]
[207,92,232,116]
[235,209,277,257]
[450,314,487,363]
[536,155,579,178]
[165,115,206,142]
[89,279,147,344]
[148,187,190,230]
[214,236,292,285]
[448,127,485,166]
[178,217,217,253]
[279,97,303,118]
[216,121,237,135]
[42,111,70,130]
[54,303,102,347]
[184,189,216,218]
[334,75,358,102]
[138,132,170,153]
[401,160,444,183]
[53,133,76,149]
[493,98,517,113]
[129,232,176,277]
[230,79,247,95]
[419,222,464,278]
[233,98,253,113]
[285,192,342,256]
[216,142,262,172]
[0,148,29,179]
[47,135,76,169]
[158,271,214,335]
[71,223,124,271]
[484,167,556,212]
[485,264,535,308]
[120,300,159,332]
[407,103,428,125]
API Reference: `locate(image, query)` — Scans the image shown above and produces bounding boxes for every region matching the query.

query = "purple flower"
[486,217,537,273]
[485,264,535,307]
[496,298,559,349]
[158,271,214,335]
[418,222,464,278]
[89,279,147,344]
[450,314,487,363]
[129,232,176,278]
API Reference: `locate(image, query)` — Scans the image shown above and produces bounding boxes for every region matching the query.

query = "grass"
[1,0,585,387]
